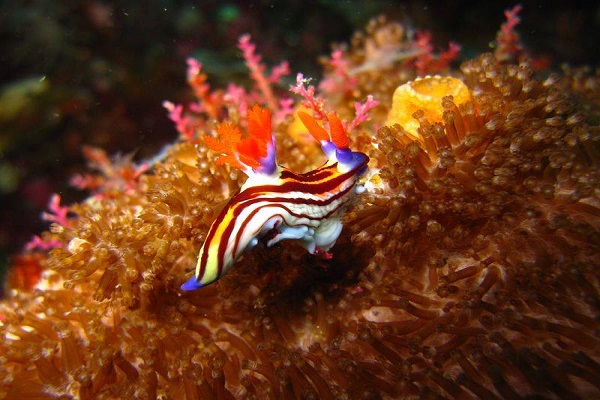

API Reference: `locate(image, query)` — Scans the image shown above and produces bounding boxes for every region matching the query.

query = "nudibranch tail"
[181,276,204,290]
[182,105,370,291]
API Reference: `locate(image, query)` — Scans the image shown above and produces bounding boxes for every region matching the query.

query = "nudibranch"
[181,105,369,290]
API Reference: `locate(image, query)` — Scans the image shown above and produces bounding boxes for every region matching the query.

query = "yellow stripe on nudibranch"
[181,105,369,291]
[196,206,237,286]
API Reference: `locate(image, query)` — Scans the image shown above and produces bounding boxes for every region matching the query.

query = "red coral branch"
[70,146,149,196]
[289,73,328,122]
[319,49,358,96]
[25,194,72,252]
[414,32,461,75]
[347,95,380,133]
[292,74,378,136]
[238,34,283,113]
[269,61,290,83]
[25,235,63,252]
[495,4,524,62]
[186,58,224,120]
[165,36,293,140]
[163,58,226,140]
[41,194,70,226]
[163,101,196,141]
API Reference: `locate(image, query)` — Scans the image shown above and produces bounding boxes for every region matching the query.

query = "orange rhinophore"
[327,112,350,149]
[297,111,351,150]
[298,111,329,142]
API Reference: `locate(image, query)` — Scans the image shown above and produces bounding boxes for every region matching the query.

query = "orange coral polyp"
[386,75,472,138]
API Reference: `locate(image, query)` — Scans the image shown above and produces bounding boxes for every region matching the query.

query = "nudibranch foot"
[267,224,311,247]
[313,217,342,251]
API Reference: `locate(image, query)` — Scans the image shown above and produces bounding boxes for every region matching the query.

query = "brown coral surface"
[1,53,599,399]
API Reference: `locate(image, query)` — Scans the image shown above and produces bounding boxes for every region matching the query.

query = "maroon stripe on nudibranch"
[278,164,338,182]
[229,183,358,259]
[237,166,360,203]
[216,175,359,272]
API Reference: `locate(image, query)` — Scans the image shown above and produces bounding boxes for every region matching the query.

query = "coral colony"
[2,6,600,399]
